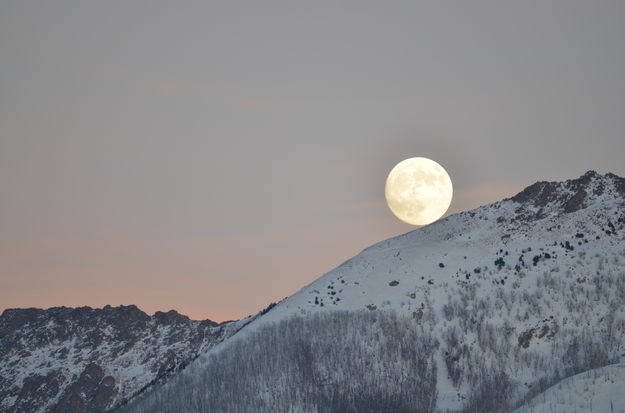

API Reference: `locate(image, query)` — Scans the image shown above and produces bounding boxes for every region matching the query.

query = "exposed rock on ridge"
[0,305,241,413]
[509,170,625,213]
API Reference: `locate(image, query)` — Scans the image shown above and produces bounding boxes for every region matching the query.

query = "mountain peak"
[154,309,192,325]
[508,170,624,216]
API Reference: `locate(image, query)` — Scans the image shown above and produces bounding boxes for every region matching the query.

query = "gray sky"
[1,1,624,320]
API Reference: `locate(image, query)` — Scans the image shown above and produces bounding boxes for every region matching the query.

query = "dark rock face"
[153,310,191,325]
[511,180,558,207]
[9,371,65,413]
[606,172,625,196]
[508,171,625,221]
[51,363,114,413]
[0,305,240,413]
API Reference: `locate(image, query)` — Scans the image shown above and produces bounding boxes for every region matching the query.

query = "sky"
[1,1,624,321]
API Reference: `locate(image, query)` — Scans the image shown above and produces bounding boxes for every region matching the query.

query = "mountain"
[0,305,247,413]
[118,170,625,413]
[3,171,625,412]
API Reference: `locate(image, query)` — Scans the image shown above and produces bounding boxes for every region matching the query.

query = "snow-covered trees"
[120,311,439,413]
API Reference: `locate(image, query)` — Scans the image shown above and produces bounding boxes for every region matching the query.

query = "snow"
[0,310,240,413]
[181,171,625,411]
[5,172,625,412]
[514,362,625,413]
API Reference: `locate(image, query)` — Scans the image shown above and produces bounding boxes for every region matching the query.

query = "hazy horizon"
[1,1,624,321]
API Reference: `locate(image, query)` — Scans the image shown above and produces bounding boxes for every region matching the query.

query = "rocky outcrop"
[0,305,241,413]
[50,363,115,413]
[506,171,625,223]
[509,171,624,210]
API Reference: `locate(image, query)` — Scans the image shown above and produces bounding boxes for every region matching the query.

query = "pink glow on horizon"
[0,184,522,322]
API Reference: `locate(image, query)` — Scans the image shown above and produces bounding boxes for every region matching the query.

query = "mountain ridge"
[120,170,625,412]
[0,304,247,413]
[3,170,625,413]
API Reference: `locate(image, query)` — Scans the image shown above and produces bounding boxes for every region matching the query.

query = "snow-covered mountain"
[0,305,247,413]
[119,170,625,412]
[3,170,625,413]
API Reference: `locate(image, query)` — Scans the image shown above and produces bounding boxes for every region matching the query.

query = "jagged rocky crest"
[0,305,243,413]
[509,170,625,215]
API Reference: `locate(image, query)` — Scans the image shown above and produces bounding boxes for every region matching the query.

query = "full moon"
[385,157,453,226]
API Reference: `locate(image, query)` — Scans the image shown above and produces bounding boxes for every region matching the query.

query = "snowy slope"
[262,170,624,325]
[513,361,625,413]
[144,170,625,412]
